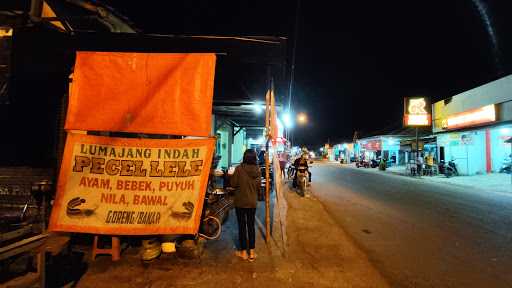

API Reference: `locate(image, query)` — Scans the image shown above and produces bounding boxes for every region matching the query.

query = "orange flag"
[65,52,216,136]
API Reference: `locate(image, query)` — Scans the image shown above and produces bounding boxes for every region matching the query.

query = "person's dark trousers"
[235,207,256,250]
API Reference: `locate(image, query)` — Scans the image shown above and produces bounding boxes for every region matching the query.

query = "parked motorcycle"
[356,159,370,168]
[370,159,379,168]
[438,160,445,175]
[499,154,512,173]
[444,160,459,178]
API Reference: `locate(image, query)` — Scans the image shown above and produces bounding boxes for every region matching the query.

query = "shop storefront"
[335,143,354,163]
[356,136,401,165]
[399,136,437,166]
[356,138,381,160]
[432,75,512,175]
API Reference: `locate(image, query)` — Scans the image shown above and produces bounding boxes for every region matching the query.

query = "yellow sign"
[49,133,215,235]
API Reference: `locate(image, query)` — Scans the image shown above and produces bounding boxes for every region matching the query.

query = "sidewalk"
[74,181,389,288]
[383,165,512,194]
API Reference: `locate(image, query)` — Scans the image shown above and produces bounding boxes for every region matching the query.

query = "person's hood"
[241,164,260,179]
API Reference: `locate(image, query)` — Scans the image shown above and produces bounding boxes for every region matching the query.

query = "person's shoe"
[235,250,248,260]
[248,249,257,262]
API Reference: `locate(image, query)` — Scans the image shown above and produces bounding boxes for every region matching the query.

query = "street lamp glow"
[297,112,307,124]
[282,112,293,128]
[252,104,263,114]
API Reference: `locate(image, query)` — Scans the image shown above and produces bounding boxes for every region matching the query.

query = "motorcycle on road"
[296,166,308,197]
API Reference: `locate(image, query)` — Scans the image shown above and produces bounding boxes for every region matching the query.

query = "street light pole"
[288,0,301,114]
[286,0,300,150]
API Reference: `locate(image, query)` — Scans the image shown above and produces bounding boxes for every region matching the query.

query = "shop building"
[432,74,512,175]
[334,143,355,163]
[355,135,402,165]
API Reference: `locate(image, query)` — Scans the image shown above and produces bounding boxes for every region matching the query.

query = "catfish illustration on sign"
[170,201,194,220]
[66,197,97,217]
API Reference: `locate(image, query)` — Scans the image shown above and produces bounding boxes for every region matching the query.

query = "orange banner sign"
[65,52,216,136]
[49,133,215,235]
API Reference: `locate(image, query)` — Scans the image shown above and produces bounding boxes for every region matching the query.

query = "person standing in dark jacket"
[231,149,261,261]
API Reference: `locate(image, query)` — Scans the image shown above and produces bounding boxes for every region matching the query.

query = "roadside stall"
[48,52,226,262]
[1,1,287,284]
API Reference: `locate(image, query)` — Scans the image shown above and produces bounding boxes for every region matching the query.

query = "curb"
[358,166,512,195]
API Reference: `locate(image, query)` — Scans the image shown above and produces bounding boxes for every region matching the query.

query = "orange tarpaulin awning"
[65,52,216,136]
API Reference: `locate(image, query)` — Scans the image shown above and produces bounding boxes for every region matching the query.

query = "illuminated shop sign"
[441,105,496,130]
[404,97,431,126]
[361,140,381,151]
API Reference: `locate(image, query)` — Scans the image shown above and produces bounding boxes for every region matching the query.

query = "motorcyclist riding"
[293,153,311,188]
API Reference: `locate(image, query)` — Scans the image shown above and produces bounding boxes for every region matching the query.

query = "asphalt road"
[310,162,512,288]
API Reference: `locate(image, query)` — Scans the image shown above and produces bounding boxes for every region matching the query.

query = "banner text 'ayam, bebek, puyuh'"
[49,133,215,235]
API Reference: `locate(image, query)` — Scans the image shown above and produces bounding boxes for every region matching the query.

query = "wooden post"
[264,86,271,243]
[39,248,45,288]
[265,140,270,243]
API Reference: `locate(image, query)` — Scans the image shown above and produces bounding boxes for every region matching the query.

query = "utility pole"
[288,0,301,113]
[264,68,272,243]
[287,0,301,148]
[415,127,419,175]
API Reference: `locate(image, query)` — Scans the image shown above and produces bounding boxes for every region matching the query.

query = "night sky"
[104,0,512,148]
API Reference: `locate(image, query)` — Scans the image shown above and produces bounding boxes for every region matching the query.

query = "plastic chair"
[92,236,120,261]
